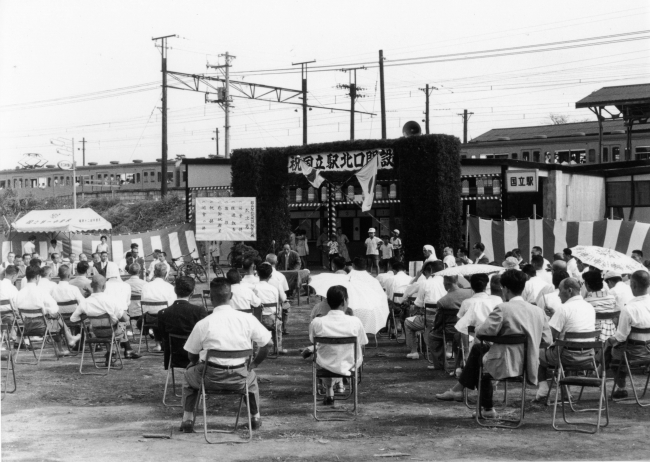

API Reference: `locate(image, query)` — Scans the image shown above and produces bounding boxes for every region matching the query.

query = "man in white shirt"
[0,265,20,338]
[38,266,58,295]
[536,277,596,401]
[563,248,582,279]
[253,263,287,354]
[364,228,383,276]
[15,266,80,354]
[265,255,291,334]
[348,257,384,293]
[67,253,78,276]
[226,269,261,311]
[442,247,456,269]
[531,255,552,286]
[607,270,650,399]
[147,250,171,282]
[376,261,395,293]
[631,250,644,264]
[455,274,501,337]
[70,261,93,298]
[141,262,177,351]
[51,266,85,314]
[49,253,63,275]
[388,262,412,303]
[104,262,131,314]
[521,264,553,305]
[180,278,273,433]
[241,258,260,290]
[1,252,16,278]
[309,285,368,405]
[125,263,146,319]
[23,236,36,256]
[604,271,634,311]
[404,261,446,359]
[70,274,141,361]
[536,269,570,320]
[531,246,551,271]
[96,252,110,277]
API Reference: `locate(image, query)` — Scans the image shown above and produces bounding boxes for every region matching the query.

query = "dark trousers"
[428,329,461,370]
[458,343,493,410]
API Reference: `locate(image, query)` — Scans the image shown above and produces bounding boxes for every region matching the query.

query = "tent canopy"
[12,209,112,234]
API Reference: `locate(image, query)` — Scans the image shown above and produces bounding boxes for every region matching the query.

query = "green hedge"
[231,135,461,262]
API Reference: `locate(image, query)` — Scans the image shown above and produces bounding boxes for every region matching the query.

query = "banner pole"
[465,205,470,251]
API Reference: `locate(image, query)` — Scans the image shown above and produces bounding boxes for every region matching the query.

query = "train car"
[461,119,650,164]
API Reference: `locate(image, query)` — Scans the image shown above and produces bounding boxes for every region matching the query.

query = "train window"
[494,154,508,159]
[613,146,621,162]
[522,151,530,161]
[38,177,46,188]
[136,173,141,183]
[143,172,148,183]
[48,178,52,187]
[167,172,173,184]
[556,150,570,164]
[588,149,596,163]
[570,149,586,164]
[0,181,5,189]
[157,171,162,182]
[18,179,23,188]
[637,146,650,160]
[533,151,540,162]
[511,153,518,160]
[66,177,70,186]
[603,147,609,162]
[182,170,187,183]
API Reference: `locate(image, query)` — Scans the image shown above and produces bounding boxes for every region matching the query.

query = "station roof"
[470,119,626,143]
[575,84,650,108]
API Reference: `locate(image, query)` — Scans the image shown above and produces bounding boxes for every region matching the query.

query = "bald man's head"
[552,260,567,272]
[558,277,581,303]
[630,270,650,296]
[91,274,106,292]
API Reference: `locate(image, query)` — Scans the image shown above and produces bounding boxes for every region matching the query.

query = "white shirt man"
[15,281,59,317]
[566,257,581,279]
[125,269,147,317]
[414,275,447,308]
[70,290,125,325]
[147,255,170,282]
[549,294,596,339]
[241,274,260,290]
[613,293,650,344]
[38,271,58,295]
[1,253,16,271]
[349,268,384,293]
[609,279,634,311]
[537,288,563,319]
[388,268,412,302]
[455,292,501,335]
[309,309,368,376]
[23,240,36,256]
[536,269,553,286]
[0,276,19,314]
[269,268,289,293]
[51,280,86,314]
[376,271,394,293]
[141,274,176,314]
[104,262,131,314]
[253,281,285,315]
[230,283,261,311]
[522,276,552,305]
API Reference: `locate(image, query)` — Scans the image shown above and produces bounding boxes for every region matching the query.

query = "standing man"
[365,228,383,276]
[316,231,329,270]
[390,230,402,263]
[2,252,16,271]
[180,278,273,433]
[23,236,36,257]
[563,248,581,279]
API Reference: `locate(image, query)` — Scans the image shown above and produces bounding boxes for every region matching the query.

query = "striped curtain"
[468,216,650,263]
[1,223,201,264]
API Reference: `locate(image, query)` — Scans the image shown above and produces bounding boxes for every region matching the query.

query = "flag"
[355,155,379,212]
[299,160,324,188]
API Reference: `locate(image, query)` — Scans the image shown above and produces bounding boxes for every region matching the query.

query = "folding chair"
[138,301,167,354]
[388,293,405,344]
[79,313,124,375]
[552,333,609,434]
[163,333,188,408]
[464,326,476,409]
[1,324,16,399]
[194,349,254,444]
[610,326,650,407]
[0,300,16,332]
[439,307,460,374]
[419,303,437,363]
[58,300,82,356]
[475,333,527,429]
[201,290,212,312]
[312,336,359,421]
[15,308,62,366]
[261,302,280,358]
[128,294,141,336]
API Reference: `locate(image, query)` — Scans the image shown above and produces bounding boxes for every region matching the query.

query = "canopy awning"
[12,209,112,234]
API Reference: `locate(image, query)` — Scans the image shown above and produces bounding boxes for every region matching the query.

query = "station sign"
[506,169,538,193]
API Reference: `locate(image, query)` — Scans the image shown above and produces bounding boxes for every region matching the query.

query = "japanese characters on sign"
[505,170,538,193]
[287,148,394,173]
[195,197,256,242]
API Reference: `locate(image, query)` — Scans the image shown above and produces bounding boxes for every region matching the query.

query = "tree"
[548,113,571,125]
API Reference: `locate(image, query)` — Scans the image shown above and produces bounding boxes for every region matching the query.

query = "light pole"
[51,137,77,209]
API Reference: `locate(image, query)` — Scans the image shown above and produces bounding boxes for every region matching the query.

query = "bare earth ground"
[2,291,650,462]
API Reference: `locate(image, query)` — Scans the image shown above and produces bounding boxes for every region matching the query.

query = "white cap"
[603,271,622,280]
[393,229,400,235]
[368,228,376,233]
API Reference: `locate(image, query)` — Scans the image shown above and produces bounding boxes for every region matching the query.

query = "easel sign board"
[195,197,257,242]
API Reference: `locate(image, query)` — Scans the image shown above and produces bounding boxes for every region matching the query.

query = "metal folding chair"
[388,293,405,343]
[312,336,359,421]
[138,301,167,354]
[57,300,82,356]
[418,303,437,362]
[552,333,609,434]
[79,313,124,375]
[163,333,188,408]
[439,307,460,374]
[464,326,476,409]
[261,302,280,358]
[15,308,62,366]
[201,289,212,312]
[128,294,141,336]
[475,333,528,429]
[1,325,16,399]
[0,300,17,332]
[611,326,650,407]
[194,349,254,444]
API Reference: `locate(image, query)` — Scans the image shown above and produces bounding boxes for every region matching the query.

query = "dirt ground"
[2,292,650,462]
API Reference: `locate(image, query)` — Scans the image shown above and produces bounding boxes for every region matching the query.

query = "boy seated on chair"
[309,285,368,406]
[253,263,288,355]
[180,277,273,433]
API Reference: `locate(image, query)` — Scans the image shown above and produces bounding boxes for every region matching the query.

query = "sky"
[0,0,649,170]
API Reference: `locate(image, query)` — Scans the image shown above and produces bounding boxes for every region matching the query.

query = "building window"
[588,149,596,163]
[136,173,141,183]
[143,172,148,183]
[613,146,621,162]
[635,181,650,206]
[167,172,173,184]
[533,151,540,162]
[636,146,650,160]
[603,147,609,162]
[522,151,530,161]
[182,170,187,183]
[66,177,70,186]
[511,153,518,160]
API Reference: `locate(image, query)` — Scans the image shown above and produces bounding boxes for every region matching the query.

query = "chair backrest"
[0,299,10,306]
[424,303,437,309]
[595,311,619,321]
[87,313,114,329]
[440,307,459,319]
[563,330,600,341]
[555,333,604,365]
[629,326,650,342]
[262,302,278,313]
[202,289,210,298]
[130,294,142,302]
[479,334,526,345]
[312,336,359,369]
[252,306,263,321]
[17,307,44,319]
[407,296,416,303]
[57,299,78,314]
[392,292,404,303]
[168,333,189,367]
[141,300,167,313]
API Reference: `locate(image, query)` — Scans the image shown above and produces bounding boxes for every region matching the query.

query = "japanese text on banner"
[195,197,257,241]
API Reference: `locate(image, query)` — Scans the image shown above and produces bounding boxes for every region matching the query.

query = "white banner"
[287,148,394,173]
[195,197,257,242]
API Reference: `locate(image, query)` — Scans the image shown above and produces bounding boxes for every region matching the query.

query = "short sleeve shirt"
[549,295,596,340]
[365,237,382,255]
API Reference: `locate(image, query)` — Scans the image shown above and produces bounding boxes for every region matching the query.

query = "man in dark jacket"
[157,276,207,369]
[277,244,301,271]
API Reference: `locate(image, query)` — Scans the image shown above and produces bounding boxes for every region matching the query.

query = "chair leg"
[163,367,182,408]
[200,382,252,444]
[615,356,650,407]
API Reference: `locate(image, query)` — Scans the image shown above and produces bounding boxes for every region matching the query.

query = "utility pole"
[212,128,219,157]
[221,52,235,158]
[457,109,474,144]
[292,60,316,145]
[78,137,86,166]
[72,138,76,209]
[152,34,175,197]
[419,84,438,134]
[379,50,386,139]
[338,67,366,141]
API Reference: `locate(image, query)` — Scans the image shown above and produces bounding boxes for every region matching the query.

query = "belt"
[564,347,594,352]
[205,362,246,370]
[627,339,650,346]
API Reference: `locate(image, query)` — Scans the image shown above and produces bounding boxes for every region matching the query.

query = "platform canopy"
[12,209,112,234]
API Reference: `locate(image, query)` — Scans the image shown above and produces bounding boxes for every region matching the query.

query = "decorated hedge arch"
[231,135,461,263]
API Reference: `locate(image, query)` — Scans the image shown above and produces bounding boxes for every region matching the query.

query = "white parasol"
[308,272,389,335]
[570,245,646,274]
[435,264,503,277]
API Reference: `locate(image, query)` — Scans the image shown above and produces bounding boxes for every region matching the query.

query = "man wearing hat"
[365,228,383,276]
[390,230,402,262]
[604,271,634,311]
